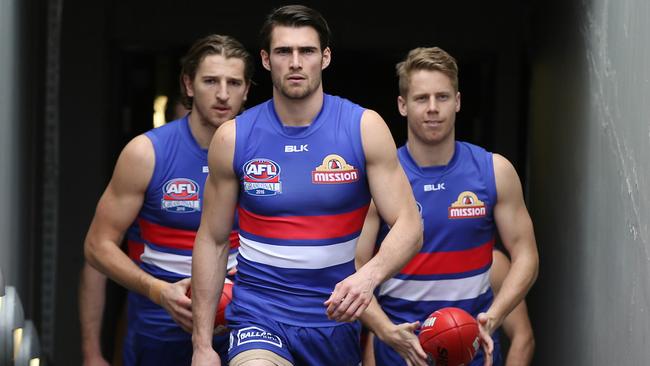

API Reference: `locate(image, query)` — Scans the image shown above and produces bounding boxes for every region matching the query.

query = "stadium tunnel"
[1,0,649,365]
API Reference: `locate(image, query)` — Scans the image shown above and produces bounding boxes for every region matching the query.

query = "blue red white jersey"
[377,142,497,324]
[130,116,240,340]
[230,94,371,326]
[137,116,239,281]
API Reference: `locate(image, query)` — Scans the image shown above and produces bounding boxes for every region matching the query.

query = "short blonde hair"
[396,47,459,97]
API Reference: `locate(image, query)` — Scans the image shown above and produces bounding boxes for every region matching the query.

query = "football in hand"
[418,307,480,366]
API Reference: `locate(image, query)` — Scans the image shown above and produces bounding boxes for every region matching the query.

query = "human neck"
[187,112,217,149]
[272,87,324,126]
[406,135,456,167]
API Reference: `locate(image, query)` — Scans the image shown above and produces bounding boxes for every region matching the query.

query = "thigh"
[230,349,293,366]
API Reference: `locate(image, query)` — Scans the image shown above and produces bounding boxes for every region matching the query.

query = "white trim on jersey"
[238,235,357,269]
[141,245,192,276]
[379,272,491,302]
[141,245,239,277]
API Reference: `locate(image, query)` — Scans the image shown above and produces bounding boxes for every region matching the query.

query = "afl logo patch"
[311,154,359,184]
[243,159,282,196]
[161,178,200,213]
[448,191,487,219]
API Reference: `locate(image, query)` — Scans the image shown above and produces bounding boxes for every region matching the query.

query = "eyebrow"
[273,46,319,52]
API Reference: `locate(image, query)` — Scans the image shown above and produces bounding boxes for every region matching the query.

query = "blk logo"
[285,144,308,153]
[424,183,445,192]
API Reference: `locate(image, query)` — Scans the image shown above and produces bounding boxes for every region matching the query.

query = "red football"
[186,279,233,326]
[418,307,480,366]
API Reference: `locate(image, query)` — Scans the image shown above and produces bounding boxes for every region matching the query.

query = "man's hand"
[158,277,193,332]
[191,346,221,366]
[325,270,376,322]
[477,312,495,366]
[379,321,428,366]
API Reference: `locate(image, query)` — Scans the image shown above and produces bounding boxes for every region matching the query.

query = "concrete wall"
[0,0,24,292]
[528,0,650,364]
[0,0,19,285]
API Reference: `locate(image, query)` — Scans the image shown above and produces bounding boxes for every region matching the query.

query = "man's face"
[184,54,249,128]
[261,25,330,100]
[398,69,460,146]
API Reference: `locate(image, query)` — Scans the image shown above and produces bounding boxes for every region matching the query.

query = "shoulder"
[492,153,524,199]
[120,134,154,166]
[492,153,518,179]
[213,119,236,145]
[360,109,387,128]
[359,109,397,163]
[110,134,155,190]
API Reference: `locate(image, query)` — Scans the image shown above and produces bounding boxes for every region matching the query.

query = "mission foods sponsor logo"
[243,158,282,196]
[161,178,200,213]
[312,154,359,184]
[448,191,487,219]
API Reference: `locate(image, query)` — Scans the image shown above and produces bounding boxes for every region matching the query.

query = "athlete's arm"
[478,154,539,335]
[84,135,193,331]
[327,109,423,321]
[356,202,427,366]
[490,250,535,366]
[79,263,110,366]
[191,120,238,366]
[355,201,380,270]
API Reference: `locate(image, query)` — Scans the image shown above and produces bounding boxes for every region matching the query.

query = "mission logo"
[243,158,282,196]
[161,178,200,213]
[448,191,487,219]
[312,154,359,184]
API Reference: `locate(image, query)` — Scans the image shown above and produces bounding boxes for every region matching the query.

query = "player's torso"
[230,95,371,326]
[138,117,208,280]
[379,142,497,323]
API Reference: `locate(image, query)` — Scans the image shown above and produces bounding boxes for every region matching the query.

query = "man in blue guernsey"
[357,47,539,366]
[190,5,423,366]
[84,34,252,366]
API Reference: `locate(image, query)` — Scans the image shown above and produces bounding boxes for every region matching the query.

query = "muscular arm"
[490,250,535,366]
[191,120,238,365]
[480,154,539,334]
[327,110,422,322]
[361,109,423,283]
[84,135,192,330]
[355,203,428,366]
[78,263,110,366]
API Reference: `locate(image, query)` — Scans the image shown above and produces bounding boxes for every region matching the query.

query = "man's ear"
[261,49,271,71]
[397,95,408,117]
[183,74,194,97]
[321,47,331,70]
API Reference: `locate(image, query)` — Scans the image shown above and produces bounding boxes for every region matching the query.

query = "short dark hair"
[259,5,331,52]
[179,34,254,109]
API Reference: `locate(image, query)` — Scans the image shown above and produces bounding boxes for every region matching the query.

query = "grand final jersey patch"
[161,178,200,213]
[448,191,487,219]
[243,158,282,196]
[311,154,359,184]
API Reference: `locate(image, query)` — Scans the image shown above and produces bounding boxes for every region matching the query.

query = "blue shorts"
[123,329,228,366]
[373,333,502,366]
[227,312,361,366]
